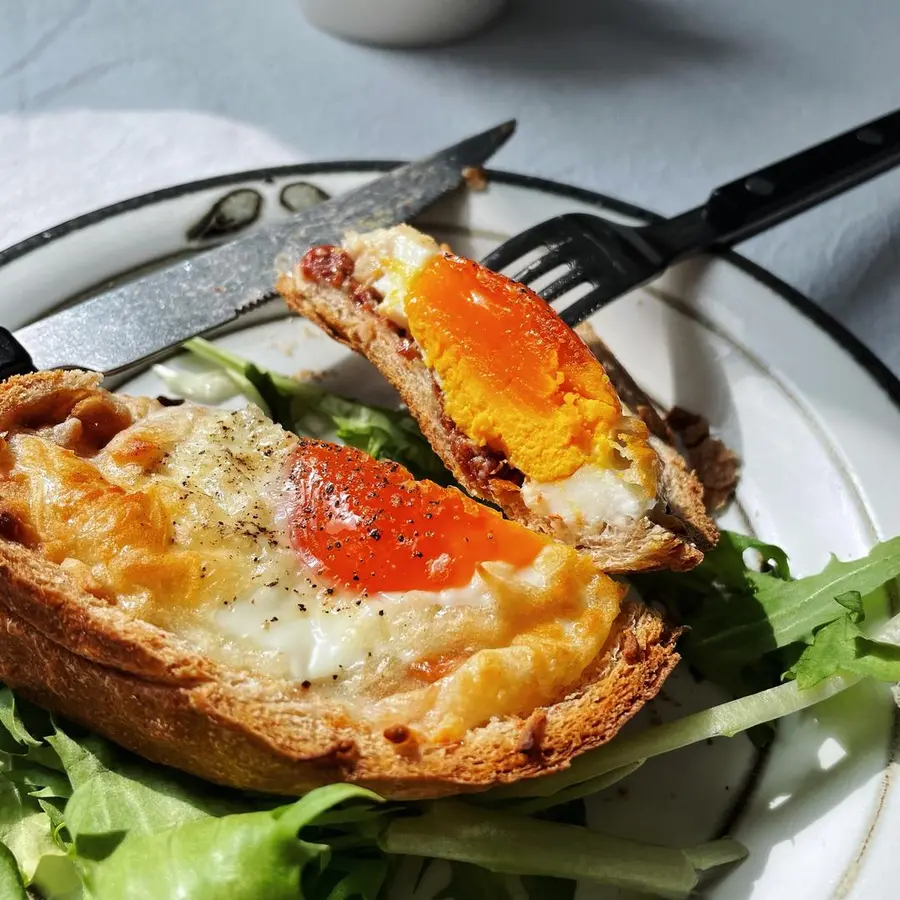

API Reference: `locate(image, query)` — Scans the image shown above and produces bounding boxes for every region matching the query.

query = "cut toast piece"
[0,370,680,800]
[277,226,718,573]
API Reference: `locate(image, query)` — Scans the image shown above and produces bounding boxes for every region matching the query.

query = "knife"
[0,120,516,380]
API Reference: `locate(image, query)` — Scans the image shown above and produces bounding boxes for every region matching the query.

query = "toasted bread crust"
[277,270,717,573]
[0,370,680,799]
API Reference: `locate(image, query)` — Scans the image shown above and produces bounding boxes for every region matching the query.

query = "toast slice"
[277,226,718,573]
[0,370,680,800]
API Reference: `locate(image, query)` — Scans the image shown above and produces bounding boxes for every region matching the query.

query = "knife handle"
[0,328,36,380]
[703,106,900,244]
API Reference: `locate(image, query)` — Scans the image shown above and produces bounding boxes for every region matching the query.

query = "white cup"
[297,0,507,48]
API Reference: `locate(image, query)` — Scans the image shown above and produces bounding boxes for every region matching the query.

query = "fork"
[482,107,900,327]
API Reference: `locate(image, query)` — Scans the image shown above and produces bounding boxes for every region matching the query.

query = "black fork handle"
[0,328,36,380]
[650,106,900,257]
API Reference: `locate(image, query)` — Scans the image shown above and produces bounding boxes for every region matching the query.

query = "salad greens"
[2,346,898,899]
[785,593,900,688]
[382,802,747,900]
[0,694,749,900]
[634,531,900,696]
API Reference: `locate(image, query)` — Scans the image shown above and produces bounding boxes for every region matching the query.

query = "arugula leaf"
[80,784,383,900]
[159,339,454,485]
[686,537,900,673]
[785,597,900,688]
[635,532,791,617]
[637,534,900,694]
[835,590,864,618]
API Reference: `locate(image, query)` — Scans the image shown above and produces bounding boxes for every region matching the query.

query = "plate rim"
[1,159,897,416]
[2,160,899,897]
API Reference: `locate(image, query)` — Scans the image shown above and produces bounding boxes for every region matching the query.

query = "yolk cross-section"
[404,253,655,486]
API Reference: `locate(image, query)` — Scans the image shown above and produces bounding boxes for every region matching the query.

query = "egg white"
[520,465,655,533]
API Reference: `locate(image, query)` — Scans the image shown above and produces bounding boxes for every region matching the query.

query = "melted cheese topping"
[335,227,660,532]
[4,401,621,741]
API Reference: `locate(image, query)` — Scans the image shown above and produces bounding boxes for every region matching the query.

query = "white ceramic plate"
[2,165,899,899]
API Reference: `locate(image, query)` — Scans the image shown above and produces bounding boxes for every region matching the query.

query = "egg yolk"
[287,440,546,593]
[404,254,656,489]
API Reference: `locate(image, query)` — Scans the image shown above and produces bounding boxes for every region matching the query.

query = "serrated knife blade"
[6,120,515,377]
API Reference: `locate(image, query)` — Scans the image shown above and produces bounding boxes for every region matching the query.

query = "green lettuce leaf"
[785,594,900,688]
[382,801,745,900]
[435,862,514,900]
[49,726,251,861]
[0,840,28,900]
[80,784,383,900]
[488,665,865,801]
[518,798,585,900]
[311,851,389,900]
[0,780,65,886]
[158,338,454,485]
[0,702,396,900]
[0,691,71,888]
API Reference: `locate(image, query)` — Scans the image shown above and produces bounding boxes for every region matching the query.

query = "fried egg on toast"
[0,371,679,799]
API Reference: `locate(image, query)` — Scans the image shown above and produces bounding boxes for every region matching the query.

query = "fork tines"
[480,213,668,327]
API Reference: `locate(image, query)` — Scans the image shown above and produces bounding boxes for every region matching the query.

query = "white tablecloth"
[2,0,899,375]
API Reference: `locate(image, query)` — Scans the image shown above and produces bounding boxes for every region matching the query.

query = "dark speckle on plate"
[280,181,330,213]
[187,188,263,242]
